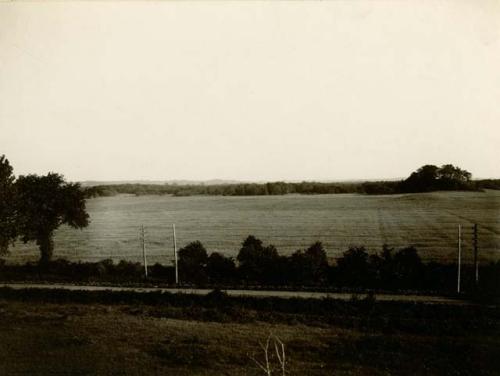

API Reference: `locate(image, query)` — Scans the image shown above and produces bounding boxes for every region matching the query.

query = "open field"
[6,190,500,264]
[0,289,498,375]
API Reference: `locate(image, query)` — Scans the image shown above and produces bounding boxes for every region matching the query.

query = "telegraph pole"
[173,224,178,285]
[457,224,461,294]
[142,225,148,278]
[473,223,479,286]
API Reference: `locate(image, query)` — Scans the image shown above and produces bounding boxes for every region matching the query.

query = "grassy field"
[6,190,500,264]
[0,290,498,375]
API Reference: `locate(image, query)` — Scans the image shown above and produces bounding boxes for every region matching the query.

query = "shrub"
[207,253,236,284]
[337,247,372,287]
[178,241,208,284]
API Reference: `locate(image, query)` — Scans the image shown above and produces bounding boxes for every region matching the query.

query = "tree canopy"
[400,164,473,192]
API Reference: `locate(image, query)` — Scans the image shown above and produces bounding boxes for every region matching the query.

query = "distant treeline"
[2,235,499,295]
[84,181,376,197]
[84,164,500,197]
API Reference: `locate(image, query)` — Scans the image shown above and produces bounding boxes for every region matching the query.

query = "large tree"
[0,155,18,254]
[16,173,89,264]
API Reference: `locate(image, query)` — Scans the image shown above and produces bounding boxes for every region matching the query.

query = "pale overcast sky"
[1,1,499,182]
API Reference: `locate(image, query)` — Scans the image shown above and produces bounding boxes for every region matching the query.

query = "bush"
[178,241,208,284]
[337,247,372,287]
[206,253,236,284]
[237,235,280,284]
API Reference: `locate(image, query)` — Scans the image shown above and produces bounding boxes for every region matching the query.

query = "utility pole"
[173,224,178,285]
[457,224,461,294]
[473,223,479,286]
[142,225,148,278]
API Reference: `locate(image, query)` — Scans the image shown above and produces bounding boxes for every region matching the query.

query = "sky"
[1,1,499,182]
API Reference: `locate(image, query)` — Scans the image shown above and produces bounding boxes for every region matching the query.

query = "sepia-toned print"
[1,1,499,375]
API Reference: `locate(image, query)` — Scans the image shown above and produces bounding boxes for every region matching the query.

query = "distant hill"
[80,179,244,187]
[80,178,404,187]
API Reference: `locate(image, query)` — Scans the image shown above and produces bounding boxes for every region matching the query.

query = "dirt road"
[0,282,469,305]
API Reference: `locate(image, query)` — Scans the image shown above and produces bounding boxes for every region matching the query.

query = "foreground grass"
[0,290,498,375]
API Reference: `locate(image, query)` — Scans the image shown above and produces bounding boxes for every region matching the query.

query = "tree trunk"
[37,233,54,267]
